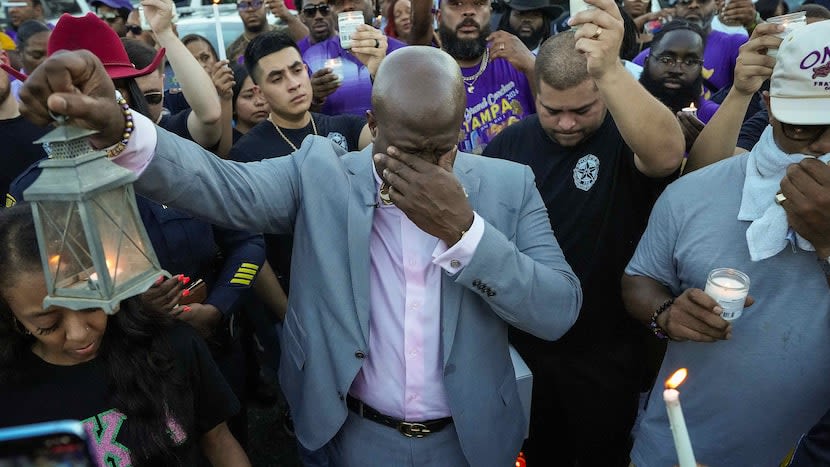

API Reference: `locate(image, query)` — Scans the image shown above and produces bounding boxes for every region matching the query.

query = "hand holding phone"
[179,278,207,305]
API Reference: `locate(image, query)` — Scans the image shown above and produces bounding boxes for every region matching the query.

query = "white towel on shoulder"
[738,126,830,261]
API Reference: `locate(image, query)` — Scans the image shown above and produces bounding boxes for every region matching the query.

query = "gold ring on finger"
[592,27,603,39]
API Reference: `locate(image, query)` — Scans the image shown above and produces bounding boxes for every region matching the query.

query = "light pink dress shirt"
[349,167,484,421]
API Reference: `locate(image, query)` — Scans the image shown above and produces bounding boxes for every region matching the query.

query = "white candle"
[213,1,227,61]
[664,368,696,467]
[766,11,807,57]
[681,102,697,119]
[704,268,750,321]
[568,0,595,30]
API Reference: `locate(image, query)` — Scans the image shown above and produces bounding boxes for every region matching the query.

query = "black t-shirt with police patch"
[483,114,669,351]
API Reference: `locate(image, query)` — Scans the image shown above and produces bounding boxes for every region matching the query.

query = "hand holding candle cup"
[657,289,733,342]
[338,11,364,49]
[765,11,807,57]
[704,268,750,321]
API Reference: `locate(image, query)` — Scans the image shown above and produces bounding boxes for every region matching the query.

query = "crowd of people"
[0,0,829,464]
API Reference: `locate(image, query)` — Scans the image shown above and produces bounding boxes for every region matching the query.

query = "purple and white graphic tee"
[459,57,536,154]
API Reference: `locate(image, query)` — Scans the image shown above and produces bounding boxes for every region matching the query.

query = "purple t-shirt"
[634,29,747,98]
[297,36,312,55]
[697,97,719,124]
[460,57,535,154]
[303,36,407,116]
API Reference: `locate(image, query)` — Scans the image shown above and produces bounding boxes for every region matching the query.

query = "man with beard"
[0,50,47,198]
[639,20,719,149]
[296,0,335,53]
[496,0,561,54]
[482,1,685,463]
[632,0,747,98]
[411,0,536,154]
[303,0,405,116]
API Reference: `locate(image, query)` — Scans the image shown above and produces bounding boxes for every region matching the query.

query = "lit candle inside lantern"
[664,368,696,467]
[681,102,697,119]
[213,0,227,61]
[87,258,121,290]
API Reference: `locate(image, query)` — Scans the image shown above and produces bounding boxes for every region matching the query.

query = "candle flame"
[213,0,220,4]
[48,255,60,266]
[665,368,688,389]
[688,102,697,111]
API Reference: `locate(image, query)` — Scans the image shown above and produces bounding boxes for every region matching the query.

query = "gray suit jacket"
[136,129,582,467]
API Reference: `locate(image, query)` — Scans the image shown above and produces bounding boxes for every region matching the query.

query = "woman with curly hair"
[0,205,250,466]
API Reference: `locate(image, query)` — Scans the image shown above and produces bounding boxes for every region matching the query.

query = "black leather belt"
[346,395,453,438]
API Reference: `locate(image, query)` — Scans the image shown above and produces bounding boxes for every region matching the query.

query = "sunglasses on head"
[125,24,143,35]
[237,0,263,10]
[143,91,163,105]
[302,4,331,17]
[97,11,120,22]
[780,122,830,145]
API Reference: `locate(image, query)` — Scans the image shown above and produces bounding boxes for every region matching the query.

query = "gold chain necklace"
[269,113,318,152]
[462,47,490,94]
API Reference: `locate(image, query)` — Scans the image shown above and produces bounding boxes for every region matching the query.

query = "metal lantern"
[23,120,168,314]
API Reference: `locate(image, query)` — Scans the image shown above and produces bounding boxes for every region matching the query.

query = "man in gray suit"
[19,46,582,466]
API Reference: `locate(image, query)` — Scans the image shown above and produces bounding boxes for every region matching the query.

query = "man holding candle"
[637,20,719,150]
[481,0,685,463]
[631,0,747,99]
[622,19,830,467]
[303,0,405,116]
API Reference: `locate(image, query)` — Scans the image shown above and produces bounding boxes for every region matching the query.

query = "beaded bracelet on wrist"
[106,93,134,159]
[649,297,674,340]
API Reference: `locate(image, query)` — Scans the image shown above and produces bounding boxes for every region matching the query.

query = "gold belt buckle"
[398,422,430,438]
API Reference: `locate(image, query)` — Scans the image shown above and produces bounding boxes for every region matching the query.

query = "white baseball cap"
[769,20,830,125]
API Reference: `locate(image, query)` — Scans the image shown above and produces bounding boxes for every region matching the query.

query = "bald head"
[372,47,466,129]
[536,31,590,90]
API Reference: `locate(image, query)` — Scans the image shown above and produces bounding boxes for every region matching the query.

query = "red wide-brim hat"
[1,13,165,82]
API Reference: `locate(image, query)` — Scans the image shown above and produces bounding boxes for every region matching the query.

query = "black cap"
[502,0,563,17]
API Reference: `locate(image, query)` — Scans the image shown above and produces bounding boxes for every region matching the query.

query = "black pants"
[517,337,645,467]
